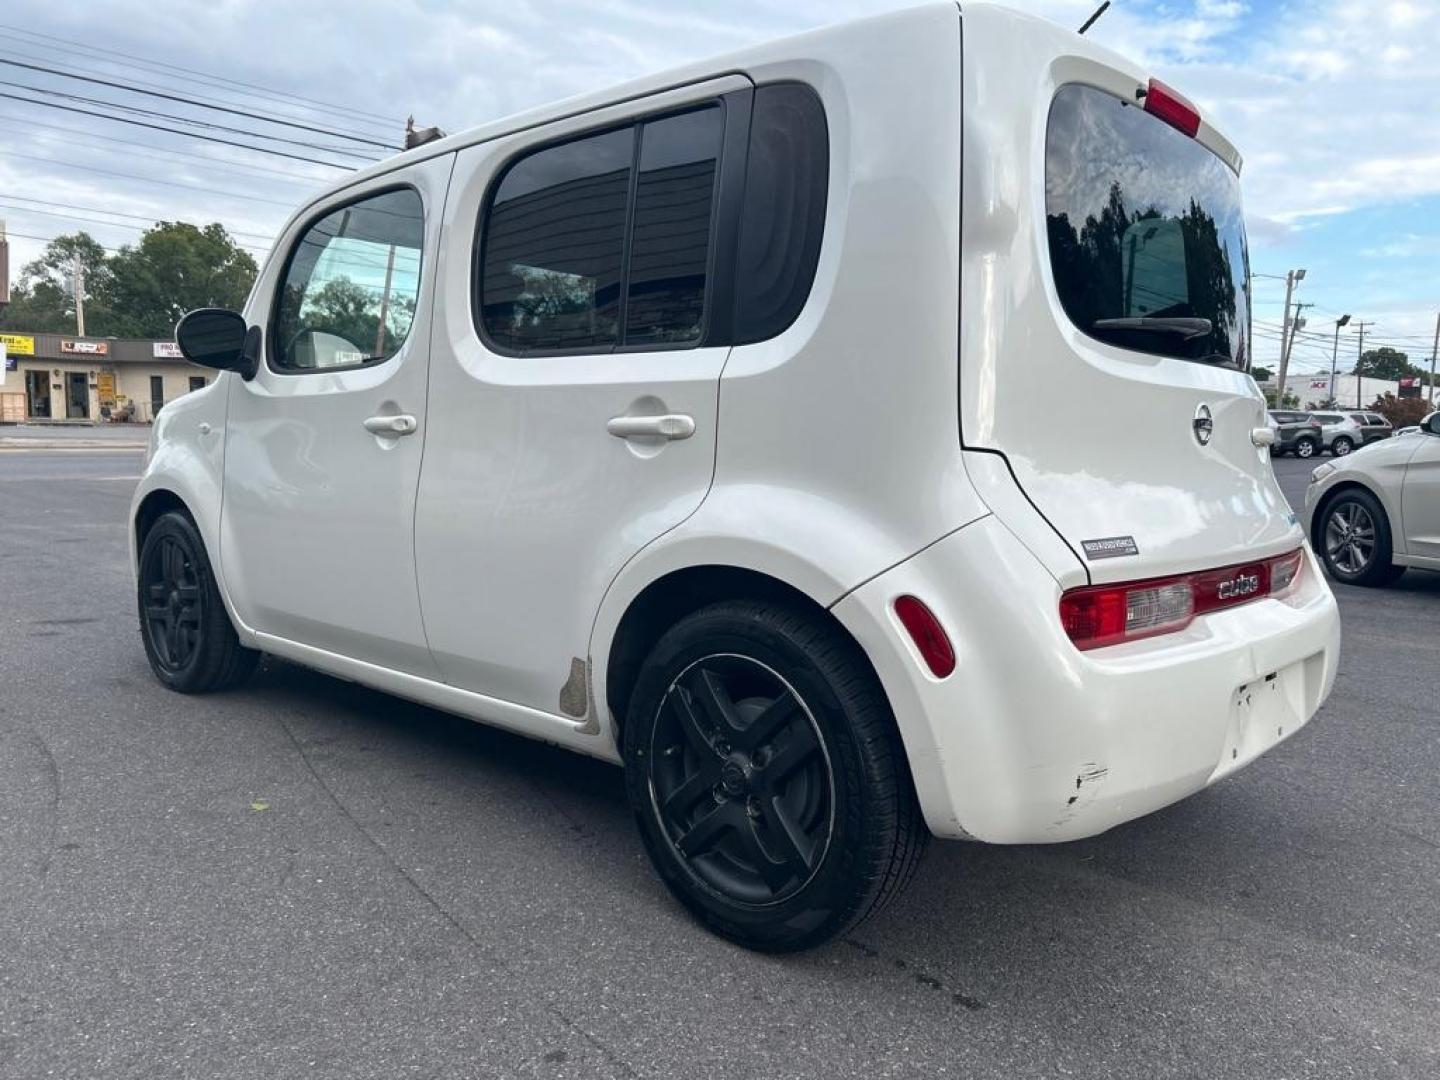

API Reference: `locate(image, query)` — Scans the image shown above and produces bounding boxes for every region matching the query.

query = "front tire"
[1295,436,1318,459]
[1331,436,1354,457]
[623,600,926,952]
[1318,488,1404,587]
[137,510,259,693]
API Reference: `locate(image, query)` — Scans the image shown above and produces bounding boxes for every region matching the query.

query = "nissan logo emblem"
[1193,404,1214,446]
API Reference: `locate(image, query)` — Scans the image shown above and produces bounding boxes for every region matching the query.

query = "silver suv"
[1310,411,1392,456]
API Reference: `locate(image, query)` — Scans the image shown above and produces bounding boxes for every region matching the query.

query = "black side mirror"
[1425,412,1440,436]
[175,308,261,381]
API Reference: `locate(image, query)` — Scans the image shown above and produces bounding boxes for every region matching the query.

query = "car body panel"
[216,153,455,679]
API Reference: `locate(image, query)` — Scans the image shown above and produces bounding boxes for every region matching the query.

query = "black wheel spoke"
[676,800,744,858]
[686,667,744,739]
[733,689,800,752]
[669,686,724,761]
[755,724,821,791]
[144,604,170,621]
[662,767,721,819]
[760,797,816,876]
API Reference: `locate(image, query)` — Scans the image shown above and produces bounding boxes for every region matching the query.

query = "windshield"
[1045,83,1250,368]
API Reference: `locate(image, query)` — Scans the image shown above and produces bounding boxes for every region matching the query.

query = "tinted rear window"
[1046,83,1250,368]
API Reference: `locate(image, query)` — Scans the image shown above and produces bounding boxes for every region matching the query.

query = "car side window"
[272,187,425,372]
[476,83,828,355]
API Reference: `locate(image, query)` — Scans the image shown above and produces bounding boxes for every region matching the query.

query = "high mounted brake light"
[1141,78,1201,138]
[1059,549,1304,651]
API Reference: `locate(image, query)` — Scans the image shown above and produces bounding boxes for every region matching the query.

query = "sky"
[0,0,1436,377]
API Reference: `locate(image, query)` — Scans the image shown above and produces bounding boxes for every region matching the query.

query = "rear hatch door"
[958,16,1299,585]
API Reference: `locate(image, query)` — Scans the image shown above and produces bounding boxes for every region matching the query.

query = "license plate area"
[1213,662,1306,780]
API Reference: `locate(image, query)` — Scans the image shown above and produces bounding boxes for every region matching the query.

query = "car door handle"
[606,413,695,441]
[363,414,418,437]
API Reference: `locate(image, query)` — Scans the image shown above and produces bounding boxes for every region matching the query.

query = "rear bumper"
[832,516,1340,843]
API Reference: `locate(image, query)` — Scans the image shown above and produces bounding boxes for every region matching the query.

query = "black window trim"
[266,182,426,377]
[471,93,748,359]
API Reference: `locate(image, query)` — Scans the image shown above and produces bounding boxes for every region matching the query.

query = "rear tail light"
[893,595,956,678]
[1060,549,1305,651]
[1141,77,1201,138]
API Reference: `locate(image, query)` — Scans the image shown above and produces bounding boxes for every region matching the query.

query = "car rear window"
[1045,83,1250,368]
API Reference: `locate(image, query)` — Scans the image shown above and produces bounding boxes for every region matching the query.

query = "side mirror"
[1425,412,1440,436]
[175,308,261,381]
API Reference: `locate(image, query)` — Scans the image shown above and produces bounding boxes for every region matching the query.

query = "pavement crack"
[271,713,645,1077]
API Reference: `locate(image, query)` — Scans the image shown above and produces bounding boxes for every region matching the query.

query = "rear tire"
[1317,488,1405,588]
[622,600,926,952]
[1295,437,1318,459]
[137,510,260,693]
[1331,436,1354,457]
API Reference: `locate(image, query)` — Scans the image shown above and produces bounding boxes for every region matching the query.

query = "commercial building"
[0,332,215,424]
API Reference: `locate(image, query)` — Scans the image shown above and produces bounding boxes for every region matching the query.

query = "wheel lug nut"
[746,797,762,819]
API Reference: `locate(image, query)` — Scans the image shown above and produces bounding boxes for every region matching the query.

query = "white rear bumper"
[832,515,1340,843]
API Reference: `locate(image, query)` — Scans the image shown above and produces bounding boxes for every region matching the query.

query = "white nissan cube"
[132,3,1340,951]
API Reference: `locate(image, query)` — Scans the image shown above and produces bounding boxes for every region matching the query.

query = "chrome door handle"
[363,414,418,437]
[606,413,695,441]
[1251,426,1276,447]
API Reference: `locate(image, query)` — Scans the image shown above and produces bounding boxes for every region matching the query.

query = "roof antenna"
[1079,1,1111,35]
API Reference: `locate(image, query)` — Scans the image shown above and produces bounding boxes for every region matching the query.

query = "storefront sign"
[1,332,35,356]
[153,341,184,358]
[97,370,117,405]
[61,340,109,356]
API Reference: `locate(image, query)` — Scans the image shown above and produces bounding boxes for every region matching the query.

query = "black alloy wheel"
[649,654,834,906]
[137,510,259,692]
[1318,489,1404,588]
[141,533,203,673]
[623,600,927,952]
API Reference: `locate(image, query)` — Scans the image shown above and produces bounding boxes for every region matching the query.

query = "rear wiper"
[1092,316,1213,339]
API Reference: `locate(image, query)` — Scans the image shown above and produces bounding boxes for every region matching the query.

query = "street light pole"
[1352,320,1375,409]
[1276,267,1306,403]
[1330,314,1351,406]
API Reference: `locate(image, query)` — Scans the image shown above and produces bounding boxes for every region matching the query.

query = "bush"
[1368,393,1434,428]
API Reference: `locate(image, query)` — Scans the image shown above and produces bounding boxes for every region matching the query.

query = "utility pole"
[1329,314,1351,405]
[1429,312,1438,407]
[1275,267,1306,403]
[1352,320,1374,408]
[72,254,85,337]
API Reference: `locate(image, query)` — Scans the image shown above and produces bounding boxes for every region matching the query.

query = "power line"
[0,195,276,242]
[0,56,400,151]
[0,22,403,130]
[0,44,399,141]
[0,110,333,184]
[0,88,361,169]
[0,79,377,162]
[0,149,303,207]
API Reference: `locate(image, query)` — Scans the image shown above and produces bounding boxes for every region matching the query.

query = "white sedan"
[1303,412,1440,586]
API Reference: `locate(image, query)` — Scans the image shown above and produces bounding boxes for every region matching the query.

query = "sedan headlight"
[1310,462,1336,484]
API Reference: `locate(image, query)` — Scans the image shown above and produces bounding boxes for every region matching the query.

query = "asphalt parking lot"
[2,441,1437,1079]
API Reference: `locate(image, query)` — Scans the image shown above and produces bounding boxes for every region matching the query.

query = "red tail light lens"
[1060,549,1305,652]
[1142,77,1201,138]
[894,595,956,678]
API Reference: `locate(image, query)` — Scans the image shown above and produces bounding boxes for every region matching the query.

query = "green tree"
[1250,365,1273,382]
[0,231,114,333]
[1353,347,1419,381]
[101,223,257,338]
